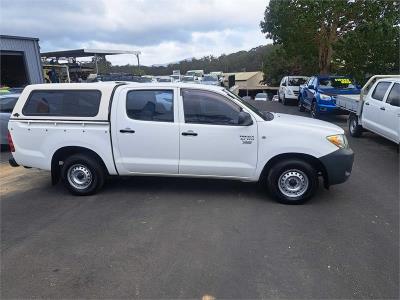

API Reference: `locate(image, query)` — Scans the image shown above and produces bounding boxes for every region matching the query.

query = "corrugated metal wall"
[0,36,44,84]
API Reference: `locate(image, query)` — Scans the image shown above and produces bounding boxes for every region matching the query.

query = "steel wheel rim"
[67,164,93,190]
[350,118,357,133]
[278,169,309,198]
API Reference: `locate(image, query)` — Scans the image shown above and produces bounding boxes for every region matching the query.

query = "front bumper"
[319,148,354,186]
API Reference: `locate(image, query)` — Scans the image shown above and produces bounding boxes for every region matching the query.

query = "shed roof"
[41,48,140,58]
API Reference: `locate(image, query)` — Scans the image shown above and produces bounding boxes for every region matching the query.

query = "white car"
[272,95,279,102]
[8,82,354,204]
[0,93,20,146]
[255,93,268,101]
[337,75,400,144]
[279,76,308,105]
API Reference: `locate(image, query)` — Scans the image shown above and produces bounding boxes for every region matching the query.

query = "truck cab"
[347,78,400,143]
[299,75,360,118]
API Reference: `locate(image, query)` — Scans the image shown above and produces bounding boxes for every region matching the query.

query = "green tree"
[260,0,399,78]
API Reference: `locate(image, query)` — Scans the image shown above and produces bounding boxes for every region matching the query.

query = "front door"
[178,89,258,178]
[382,83,400,142]
[363,81,392,136]
[113,87,180,175]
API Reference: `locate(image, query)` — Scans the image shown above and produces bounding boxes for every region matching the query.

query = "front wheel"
[298,97,305,112]
[310,101,319,119]
[348,114,363,137]
[282,95,287,105]
[62,154,105,195]
[266,159,318,204]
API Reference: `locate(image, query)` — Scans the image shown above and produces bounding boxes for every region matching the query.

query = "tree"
[260,0,399,77]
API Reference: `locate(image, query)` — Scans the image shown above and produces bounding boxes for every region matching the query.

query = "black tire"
[61,154,105,195]
[310,101,319,119]
[282,95,287,105]
[266,159,318,204]
[298,97,305,112]
[348,114,363,137]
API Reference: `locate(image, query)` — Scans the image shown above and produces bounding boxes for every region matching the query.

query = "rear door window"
[126,90,174,122]
[371,82,391,101]
[23,90,101,116]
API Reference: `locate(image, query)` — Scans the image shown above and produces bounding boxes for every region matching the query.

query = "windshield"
[319,77,356,89]
[224,90,270,121]
[203,75,218,81]
[186,71,196,76]
[288,77,307,86]
[157,78,171,82]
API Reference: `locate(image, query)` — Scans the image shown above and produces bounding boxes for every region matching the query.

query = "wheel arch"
[259,152,329,189]
[51,146,109,185]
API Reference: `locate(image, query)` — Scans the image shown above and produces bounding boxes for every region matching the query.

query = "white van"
[279,76,309,105]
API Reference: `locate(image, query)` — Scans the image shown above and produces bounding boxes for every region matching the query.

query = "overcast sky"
[0,0,270,66]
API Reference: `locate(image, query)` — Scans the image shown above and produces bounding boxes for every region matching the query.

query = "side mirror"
[238,111,253,126]
[308,84,315,89]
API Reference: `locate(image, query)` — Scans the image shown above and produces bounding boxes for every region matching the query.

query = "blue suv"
[298,75,361,118]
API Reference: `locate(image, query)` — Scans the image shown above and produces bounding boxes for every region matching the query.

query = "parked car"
[242,96,252,101]
[181,76,197,83]
[272,95,279,102]
[170,74,181,82]
[255,93,268,101]
[156,76,174,83]
[0,93,20,146]
[8,83,354,204]
[279,76,308,105]
[336,75,400,144]
[202,75,220,86]
[298,75,361,118]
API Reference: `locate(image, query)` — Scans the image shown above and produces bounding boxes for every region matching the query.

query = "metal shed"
[0,35,44,87]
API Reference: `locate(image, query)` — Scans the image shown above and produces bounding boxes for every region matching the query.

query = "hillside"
[111,45,275,76]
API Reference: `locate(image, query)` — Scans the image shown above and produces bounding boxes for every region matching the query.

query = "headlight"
[320,94,332,101]
[326,134,348,149]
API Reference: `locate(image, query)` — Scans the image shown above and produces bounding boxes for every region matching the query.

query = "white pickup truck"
[8,82,354,204]
[336,75,400,143]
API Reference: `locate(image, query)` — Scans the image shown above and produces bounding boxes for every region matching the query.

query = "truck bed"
[336,94,361,114]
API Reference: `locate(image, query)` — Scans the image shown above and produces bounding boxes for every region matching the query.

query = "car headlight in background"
[320,94,332,101]
[326,134,348,149]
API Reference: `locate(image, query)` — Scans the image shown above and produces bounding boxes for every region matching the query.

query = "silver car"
[0,93,20,145]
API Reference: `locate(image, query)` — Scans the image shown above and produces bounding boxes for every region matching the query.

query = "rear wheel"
[62,154,105,195]
[348,114,363,137]
[266,159,318,204]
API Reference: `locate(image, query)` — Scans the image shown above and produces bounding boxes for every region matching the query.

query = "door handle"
[380,107,385,111]
[119,129,135,133]
[182,131,198,136]
[365,102,370,105]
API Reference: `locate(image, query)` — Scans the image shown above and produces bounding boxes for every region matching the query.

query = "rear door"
[178,89,258,178]
[113,87,180,175]
[363,81,392,136]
